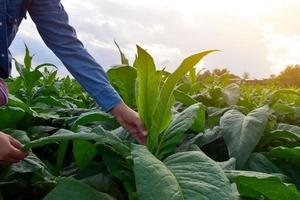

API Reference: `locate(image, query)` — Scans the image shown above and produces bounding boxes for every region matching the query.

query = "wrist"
[109,102,127,117]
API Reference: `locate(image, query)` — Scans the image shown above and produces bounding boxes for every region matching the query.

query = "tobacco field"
[0,45,300,200]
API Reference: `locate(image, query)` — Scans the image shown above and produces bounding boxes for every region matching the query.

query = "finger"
[134,135,144,144]
[140,133,146,144]
[9,146,28,160]
[129,130,144,144]
[135,120,147,137]
[132,131,145,145]
[128,128,144,144]
[121,123,145,144]
[138,136,145,145]
[9,136,23,149]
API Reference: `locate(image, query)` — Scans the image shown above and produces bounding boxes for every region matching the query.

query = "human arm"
[27,0,147,143]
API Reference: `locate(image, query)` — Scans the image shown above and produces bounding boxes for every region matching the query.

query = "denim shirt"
[0,0,123,111]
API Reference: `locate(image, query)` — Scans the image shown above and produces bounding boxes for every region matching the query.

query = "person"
[0,0,147,165]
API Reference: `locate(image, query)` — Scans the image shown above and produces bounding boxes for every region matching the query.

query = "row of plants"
[0,45,300,200]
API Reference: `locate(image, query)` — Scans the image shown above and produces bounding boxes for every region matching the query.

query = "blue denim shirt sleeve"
[27,0,123,112]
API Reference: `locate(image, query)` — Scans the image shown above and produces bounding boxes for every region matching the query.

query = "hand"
[110,103,147,144]
[0,132,29,165]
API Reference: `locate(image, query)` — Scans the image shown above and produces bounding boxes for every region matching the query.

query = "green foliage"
[44,178,116,200]
[1,46,300,200]
[234,176,300,200]
[134,45,217,153]
[155,103,203,159]
[132,144,234,200]
[107,65,137,108]
[220,106,272,168]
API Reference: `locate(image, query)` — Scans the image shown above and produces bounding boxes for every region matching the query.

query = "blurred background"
[10,0,300,79]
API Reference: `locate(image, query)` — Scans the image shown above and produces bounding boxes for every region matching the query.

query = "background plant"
[0,45,299,200]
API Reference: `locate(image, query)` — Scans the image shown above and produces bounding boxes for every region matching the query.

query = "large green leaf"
[173,89,197,106]
[245,153,282,174]
[259,130,300,149]
[156,104,202,159]
[0,107,25,129]
[73,140,97,170]
[148,50,217,151]
[102,151,136,200]
[134,46,162,130]
[275,162,300,188]
[8,129,30,145]
[7,94,33,114]
[43,178,115,200]
[224,170,288,183]
[277,123,300,135]
[107,65,137,108]
[269,147,300,167]
[11,153,51,175]
[220,105,271,168]
[71,111,117,131]
[233,176,300,200]
[81,173,126,200]
[33,96,67,108]
[23,128,130,158]
[22,129,98,151]
[132,144,234,200]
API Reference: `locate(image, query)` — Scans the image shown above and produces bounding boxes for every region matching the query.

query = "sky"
[10,0,300,79]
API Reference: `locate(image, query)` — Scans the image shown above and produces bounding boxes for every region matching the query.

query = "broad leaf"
[7,94,33,114]
[23,128,130,158]
[0,107,25,129]
[71,111,117,131]
[260,130,300,149]
[11,153,52,177]
[43,178,115,200]
[173,89,197,106]
[134,46,161,130]
[277,123,300,135]
[269,147,300,167]
[245,153,282,174]
[73,140,97,170]
[150,50,218,148]
[107,65,137,108]
[9,129,30,144]
[132,144,234,200]
[220,105,271,168]
[81,173,125,200]
[224,170,288,182]
[156,104,201,159]
[234,176,300,200]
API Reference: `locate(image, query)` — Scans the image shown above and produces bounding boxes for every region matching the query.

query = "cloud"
[9,0,299,79]
[263,25,300,75]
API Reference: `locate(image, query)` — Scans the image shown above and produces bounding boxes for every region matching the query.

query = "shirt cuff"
[93,85,123,112]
